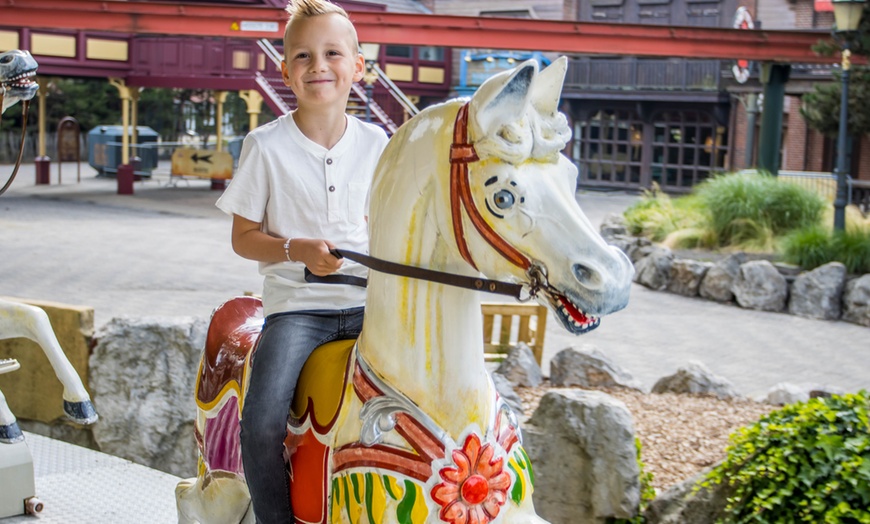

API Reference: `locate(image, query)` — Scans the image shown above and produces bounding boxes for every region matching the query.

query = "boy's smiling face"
[281,13,365,110]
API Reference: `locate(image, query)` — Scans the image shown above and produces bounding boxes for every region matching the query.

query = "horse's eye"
[493,189,515,210]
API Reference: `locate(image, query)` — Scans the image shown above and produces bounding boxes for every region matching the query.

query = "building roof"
[359,0,431,14]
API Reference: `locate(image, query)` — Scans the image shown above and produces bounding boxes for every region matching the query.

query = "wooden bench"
[481,302,548,366]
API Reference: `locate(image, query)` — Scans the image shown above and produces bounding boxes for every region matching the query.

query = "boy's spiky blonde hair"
[286,0,348,18]
[283,0,359,58]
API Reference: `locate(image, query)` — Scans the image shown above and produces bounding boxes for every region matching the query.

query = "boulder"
[643,467,733,524]
[89,316,207,477]
[525,389,640,523]
[787,262,846,320]
[652,361,740,399]
[668,259,713,297]
[763,382,845,406]
[732,260,788,312]
[698,252,746,302]
[490,372,524,414]
[842,274,870,327]
[634,247,674,291]
[550,345,645,392]
[764,382,810,406]
[494,342,543,388]
[599,213,628,239]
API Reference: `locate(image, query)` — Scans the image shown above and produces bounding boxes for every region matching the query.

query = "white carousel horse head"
[0,299,97,444]
[369,57,633,338]
[177,57,634,524]
[0,50,38,114]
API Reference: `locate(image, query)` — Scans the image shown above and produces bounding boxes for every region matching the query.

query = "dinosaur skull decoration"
[1,50,38,114]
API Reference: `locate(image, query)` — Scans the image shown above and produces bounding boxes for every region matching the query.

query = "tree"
[802,5,870,137]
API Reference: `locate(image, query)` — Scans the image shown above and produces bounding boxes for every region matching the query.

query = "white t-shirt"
[216,112,389,317]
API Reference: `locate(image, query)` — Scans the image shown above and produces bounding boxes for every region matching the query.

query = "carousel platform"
[1,432,180,523]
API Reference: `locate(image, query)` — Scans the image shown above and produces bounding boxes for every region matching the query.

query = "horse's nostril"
[573,264,594,284]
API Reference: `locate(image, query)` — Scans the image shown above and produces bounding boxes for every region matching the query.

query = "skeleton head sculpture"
[1,50,38,114]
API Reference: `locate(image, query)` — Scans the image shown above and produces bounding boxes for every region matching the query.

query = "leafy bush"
[697,172,826,247]
[704,391,870,523]
[623,185,709,245]
[608,437,656,524]
[784,227,870,274]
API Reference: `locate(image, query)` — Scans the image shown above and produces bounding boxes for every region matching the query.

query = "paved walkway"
[1,161,868,400]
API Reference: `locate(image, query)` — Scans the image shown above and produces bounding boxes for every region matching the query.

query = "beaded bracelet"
[283,238,292,261]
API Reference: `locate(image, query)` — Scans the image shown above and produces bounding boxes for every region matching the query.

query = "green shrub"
[782,227,836,270]
[784,227,870,274]
[623,186,709,244]
[697,172,826,247]
[833,229,870,275]
[608,437,656,524]
[704,391,870,524]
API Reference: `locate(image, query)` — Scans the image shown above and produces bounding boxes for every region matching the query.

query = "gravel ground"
[517,383,774,491]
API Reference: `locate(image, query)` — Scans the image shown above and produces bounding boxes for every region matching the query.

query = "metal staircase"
[255,39,417,134]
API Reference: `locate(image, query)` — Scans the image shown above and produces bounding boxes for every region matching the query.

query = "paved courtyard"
[1,161,867,398]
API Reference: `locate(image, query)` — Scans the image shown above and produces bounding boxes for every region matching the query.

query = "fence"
[740,169,856,206]
[0,130,90,164]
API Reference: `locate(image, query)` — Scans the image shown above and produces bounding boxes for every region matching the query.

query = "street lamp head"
[833,0,866,33]
[360,43,381,63]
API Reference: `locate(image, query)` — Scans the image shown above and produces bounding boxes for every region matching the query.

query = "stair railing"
[256,39,416,133]
[372,63,419,118]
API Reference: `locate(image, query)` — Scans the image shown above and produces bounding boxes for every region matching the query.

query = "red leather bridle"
[449,103,531,272]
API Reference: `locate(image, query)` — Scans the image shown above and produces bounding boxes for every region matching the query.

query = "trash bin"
[227,136,244,169]
[87,125,159,177]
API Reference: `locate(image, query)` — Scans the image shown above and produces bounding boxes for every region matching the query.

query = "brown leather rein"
[307,103,547,300]
[0,96,31,197]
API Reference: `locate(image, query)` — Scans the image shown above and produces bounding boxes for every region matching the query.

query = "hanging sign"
[171,148,233,179]
[732,7,755,84]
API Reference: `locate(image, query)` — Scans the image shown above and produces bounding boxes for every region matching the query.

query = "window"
[418,46,444,61]
[385,45,412,59]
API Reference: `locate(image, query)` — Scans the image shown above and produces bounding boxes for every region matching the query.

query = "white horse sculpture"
[0,301,99,443]
[0,50,97,443]
[176,57,633,524]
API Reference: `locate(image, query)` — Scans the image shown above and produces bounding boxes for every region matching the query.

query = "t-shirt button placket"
[326,157,338,221]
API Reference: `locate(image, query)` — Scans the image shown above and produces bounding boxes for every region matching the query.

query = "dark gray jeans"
[240,307,364,524]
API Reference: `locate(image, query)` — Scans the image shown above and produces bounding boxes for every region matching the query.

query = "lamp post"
[360,43,380,123]
[832,0,866,231]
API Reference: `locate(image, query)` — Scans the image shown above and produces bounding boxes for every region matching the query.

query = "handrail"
[254,72,291,114]
[350,83,397,134]
[257,38,283,66]
[372,63,419,117]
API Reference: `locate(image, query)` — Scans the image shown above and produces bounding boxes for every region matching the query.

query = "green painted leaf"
[396,479,417,524]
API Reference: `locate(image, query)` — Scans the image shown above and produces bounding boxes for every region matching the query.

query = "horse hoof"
[0,421,24,444]
[64,400,98,425]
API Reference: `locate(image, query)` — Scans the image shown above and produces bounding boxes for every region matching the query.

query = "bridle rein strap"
[321,249,527,300]
[0,98,31,197]
[449,103,531,272]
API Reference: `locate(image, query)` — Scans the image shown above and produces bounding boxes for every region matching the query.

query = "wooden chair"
[481,302,548,366]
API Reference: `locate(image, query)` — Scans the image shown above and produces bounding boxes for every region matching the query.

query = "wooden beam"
[1,0,837,63]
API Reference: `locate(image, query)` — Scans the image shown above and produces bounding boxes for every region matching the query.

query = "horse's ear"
[531,56,568,115]
[469,59,537,137]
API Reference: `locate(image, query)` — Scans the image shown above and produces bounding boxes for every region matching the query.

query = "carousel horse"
[0,49,38,196]
[175,57,634,524]
[0,300,99,443]
[0,50,95,443]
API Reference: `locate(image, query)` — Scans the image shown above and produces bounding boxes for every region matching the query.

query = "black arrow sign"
[191,153,213,164]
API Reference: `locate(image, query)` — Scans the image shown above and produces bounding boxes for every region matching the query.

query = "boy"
[215,1,389,522]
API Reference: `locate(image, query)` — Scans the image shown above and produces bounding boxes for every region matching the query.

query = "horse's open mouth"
[2,69,38,95]
[544,291,600,335]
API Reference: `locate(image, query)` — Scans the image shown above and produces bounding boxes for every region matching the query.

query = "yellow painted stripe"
[409,482,427,524]
[194,379,243,414]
